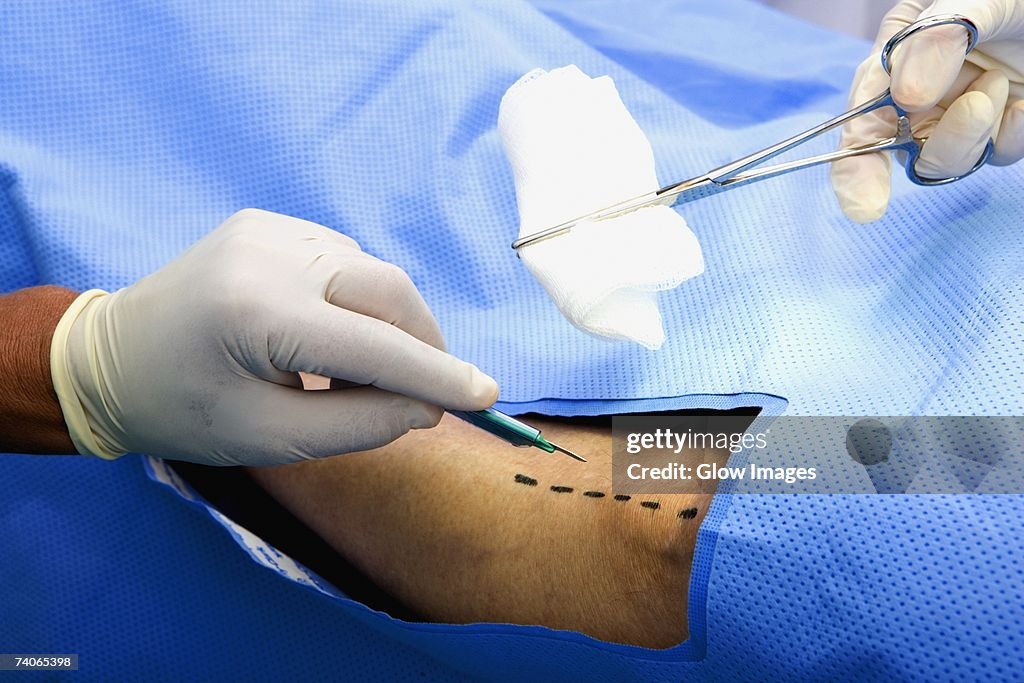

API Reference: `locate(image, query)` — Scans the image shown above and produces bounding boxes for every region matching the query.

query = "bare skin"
[0,286,78,454]
[0,287,724,647]
[248,393,731,649]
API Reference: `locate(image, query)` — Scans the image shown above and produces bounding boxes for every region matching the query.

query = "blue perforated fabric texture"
[1,1,1022,680]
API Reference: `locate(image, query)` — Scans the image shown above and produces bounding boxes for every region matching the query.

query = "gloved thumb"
[889,22,968,111]
[890,0,1024,111]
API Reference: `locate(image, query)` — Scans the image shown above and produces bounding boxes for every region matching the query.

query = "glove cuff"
[50,289,125,460]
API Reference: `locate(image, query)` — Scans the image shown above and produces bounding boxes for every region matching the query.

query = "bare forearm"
[0,286,79,453]
[249,414,708,648]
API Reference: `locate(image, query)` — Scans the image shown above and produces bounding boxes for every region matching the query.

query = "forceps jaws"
[511,14,992,252]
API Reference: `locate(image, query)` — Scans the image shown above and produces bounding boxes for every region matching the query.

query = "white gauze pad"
[498,65,704,350]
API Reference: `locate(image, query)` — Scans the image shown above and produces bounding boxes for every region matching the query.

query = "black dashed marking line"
[513,479,669,514]
[678,507,698,520]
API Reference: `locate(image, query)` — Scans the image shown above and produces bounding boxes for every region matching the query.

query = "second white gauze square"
[498,65,704,350]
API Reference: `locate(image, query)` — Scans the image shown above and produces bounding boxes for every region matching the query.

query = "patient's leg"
[248,395,738,649]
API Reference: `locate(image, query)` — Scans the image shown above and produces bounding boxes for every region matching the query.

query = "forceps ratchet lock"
[512,14,993,252]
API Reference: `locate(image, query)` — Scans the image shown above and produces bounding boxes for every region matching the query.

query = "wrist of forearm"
[0,285,80,454]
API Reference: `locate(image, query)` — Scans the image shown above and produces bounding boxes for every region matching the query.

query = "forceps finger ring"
[876,14,993,186]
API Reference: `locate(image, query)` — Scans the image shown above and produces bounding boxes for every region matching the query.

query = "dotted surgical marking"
[511,475,697,520]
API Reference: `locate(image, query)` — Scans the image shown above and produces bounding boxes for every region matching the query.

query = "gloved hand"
[832,0,1024,222]
[49,209,499,466]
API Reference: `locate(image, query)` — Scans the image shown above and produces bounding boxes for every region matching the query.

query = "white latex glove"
[832,0,1024,222]
[49,209,498,466]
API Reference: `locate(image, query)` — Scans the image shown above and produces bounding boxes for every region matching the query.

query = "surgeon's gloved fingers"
[884,0,1024,110]
[282,302,498,411]
[238,208,363,251]
[912,68,1007,169]
[229,208,362,252]
[833,57,896,222]
[245,385,442,464]
[324,252,446,351]
[915,90,998,178]
[873,0,932,45]
[921,0,1024,43]
[319,228,361,251]
[969,68,1009,137]
[992,96,1024,165]
[889,23,969,111]
[831,152,893,223]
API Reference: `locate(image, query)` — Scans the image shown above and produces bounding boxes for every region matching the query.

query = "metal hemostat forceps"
[450,408,587,462]
[511,15,993,253]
